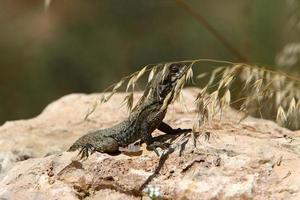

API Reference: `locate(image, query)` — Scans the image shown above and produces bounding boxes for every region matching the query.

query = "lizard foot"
[77,143,95,160]
[147,141,171,156]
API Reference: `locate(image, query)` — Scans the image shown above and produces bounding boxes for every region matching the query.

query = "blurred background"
[0,0,299,124]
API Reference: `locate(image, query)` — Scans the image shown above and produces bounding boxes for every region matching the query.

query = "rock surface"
[0,88,299,200]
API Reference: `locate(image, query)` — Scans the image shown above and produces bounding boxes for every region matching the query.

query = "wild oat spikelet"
[84,59,300,130]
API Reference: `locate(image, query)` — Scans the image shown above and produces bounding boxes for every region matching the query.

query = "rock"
[0,88,300,199]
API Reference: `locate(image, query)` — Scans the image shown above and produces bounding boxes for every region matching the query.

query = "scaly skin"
[68,63,191,158]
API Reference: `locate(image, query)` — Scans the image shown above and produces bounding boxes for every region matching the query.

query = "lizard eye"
[170,64,179,73]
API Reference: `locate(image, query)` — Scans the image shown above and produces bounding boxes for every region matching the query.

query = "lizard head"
[131,63,190,113]
[156,63,189,102]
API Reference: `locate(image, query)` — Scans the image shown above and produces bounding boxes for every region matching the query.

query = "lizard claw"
[147,141,171,156]
[77,143,95,160]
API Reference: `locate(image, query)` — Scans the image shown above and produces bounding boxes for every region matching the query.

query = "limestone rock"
[0,88,299,199]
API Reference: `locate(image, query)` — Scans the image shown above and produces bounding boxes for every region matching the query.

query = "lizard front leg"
[142,122,191,155]
[142,133,170,156]
[157,122,192,134]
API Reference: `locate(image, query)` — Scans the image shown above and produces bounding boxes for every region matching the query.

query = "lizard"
[67,63,192,159]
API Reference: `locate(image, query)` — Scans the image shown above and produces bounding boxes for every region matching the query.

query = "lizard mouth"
[169,63,189,84]
[157,63,190,101]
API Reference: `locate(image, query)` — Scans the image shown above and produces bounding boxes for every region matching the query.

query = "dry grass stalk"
[84,59,300,130]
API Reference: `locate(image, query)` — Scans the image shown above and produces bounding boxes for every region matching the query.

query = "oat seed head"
[84,59,300,130]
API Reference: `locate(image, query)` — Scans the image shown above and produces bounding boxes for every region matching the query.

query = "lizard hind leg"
[76,137,120,159]
[94,136,120,155]
[78,143,96,160]
[79,137,119,159]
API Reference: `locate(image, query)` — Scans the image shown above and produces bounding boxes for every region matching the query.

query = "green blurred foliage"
[0,0,298,124]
